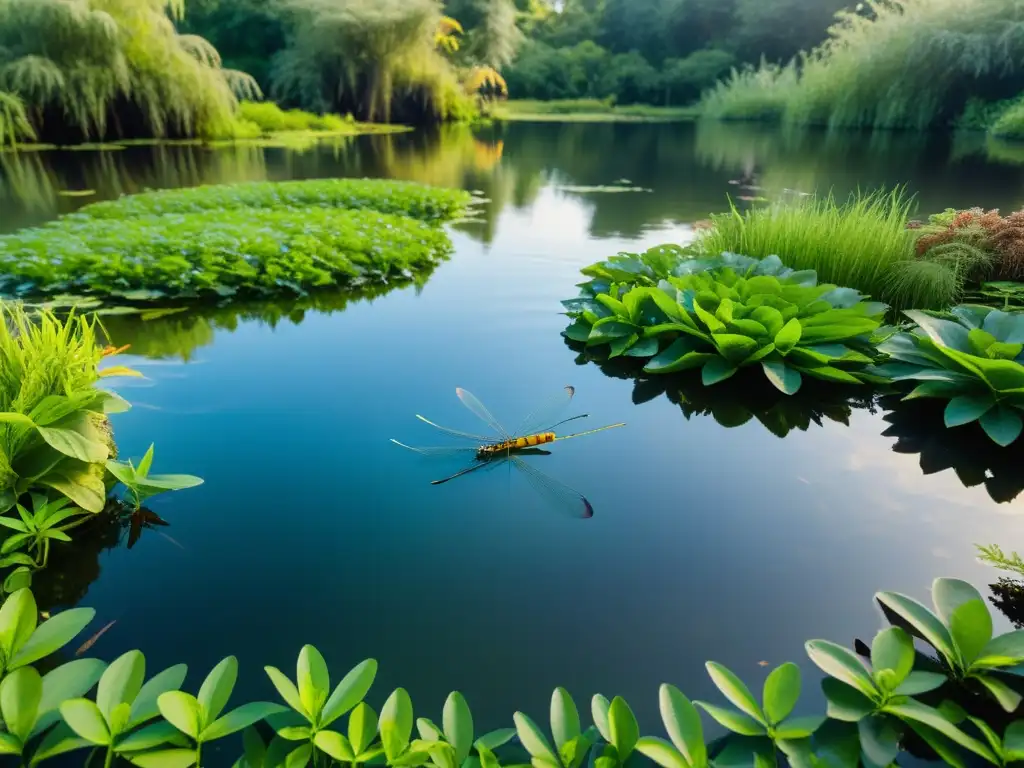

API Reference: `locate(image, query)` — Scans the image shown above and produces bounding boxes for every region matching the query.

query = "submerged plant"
[873,306,1024,446]
[564,259,886,395]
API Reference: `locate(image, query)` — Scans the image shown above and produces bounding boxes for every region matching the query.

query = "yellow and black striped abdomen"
[480,432,555,456]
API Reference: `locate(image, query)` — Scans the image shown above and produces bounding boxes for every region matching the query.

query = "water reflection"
[881,395,1024,504]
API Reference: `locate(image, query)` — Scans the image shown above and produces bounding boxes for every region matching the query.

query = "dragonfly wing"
[554,423,626,442]
[415,415,491,442]
[456,388,510,439]
[510,457,594,519]
[390,439,478,457]
[512,385,587,437]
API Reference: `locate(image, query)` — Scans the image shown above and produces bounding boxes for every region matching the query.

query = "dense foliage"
[914,207,1024,283]
[876,305,1024,446]
[698,191,966,309]
[0,0,260,145]
[0,180,472,303]
[702,0,1024,131]
[1,573,1023,766]
[563,251,886,395]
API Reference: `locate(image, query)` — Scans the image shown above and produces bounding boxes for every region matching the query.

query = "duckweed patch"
[0,179,473,303]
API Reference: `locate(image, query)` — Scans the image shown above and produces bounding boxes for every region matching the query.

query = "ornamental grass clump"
[874,305,1024,447]
[914,207,1024,282]
[563,253,887,395]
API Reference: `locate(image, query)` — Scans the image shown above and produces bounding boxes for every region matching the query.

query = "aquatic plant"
[874,306,1024,446]
[967,282,1024,311]
[914,207,1024,284]
[236,102,352,135]
[0,573,1022,766]
[563,258,886,395]
[106,444,203,511]
[0,206,456,302]
[696,190,963,309]
[697,59,799,122]
[75,179,473,224]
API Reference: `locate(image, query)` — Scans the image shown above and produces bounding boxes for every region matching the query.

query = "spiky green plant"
[0,91,35,148]
[0,0,260,143]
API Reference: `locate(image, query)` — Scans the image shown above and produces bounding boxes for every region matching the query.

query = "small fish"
[758,660,770,667]
[40,611,50,620]
[75,619,116,656]
[158,531,186,551]
[101,344,131,357]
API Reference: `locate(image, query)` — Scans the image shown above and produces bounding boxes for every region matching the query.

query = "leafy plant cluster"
[2,574,1024,767]
[563,249,887,396]
[0,180,472,303]
[914,207,1024,283]
[875,305,1024,447]
[235,102,354,136]
[0,303,201,592]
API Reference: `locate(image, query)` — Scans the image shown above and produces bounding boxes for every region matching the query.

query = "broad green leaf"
[884,700,997,762]
[34,659,106,737]
[320,659,377,728]
[588,321,638,345]
[870,628,914,688]
[591,695,610,743]
[0,732,18,756]
[315,730,356,762]
[297,645,329,719]
[135,475,204,493]
[30,722,93,764]
[949,601,993,668]
[692,702,765,736]
[137,445,155,478]
[558,733,591,768]
[857,716,899,767]
[892,671,946,696]
[804,641,876,698]
[348,702,378,755]
[443,692,473,765]
[635,737,687,768]
[1,666,41,743]
[1005,719,1024,760]
[416,717,442,742]
[513,712,557,763]
[763,663,800,724]
[774,318,801,355]
[981,406,1023,446]
[608,697,639,761]
[762,360,801,394]
[265,667,306,718]
[127,748,198,768]
[775,715,824,740]
[977,630,1024,666]
[202,702,285,741]
[0,589,37,664]
[380,688,414,762]
[712,334,758,363]
[475,729,516,752]
[623,336,659,358]
[130,664,188,728]
[39,465,105,513]
[36,420,108,463]
[60,698,111,745]
[98,650,146,723]
[284,743,313,768]
[799,365,863,385]
[974,673,1022,712]
[115,722,184,753]
[706,662,764,722]
[550,688,580,752]
[658,684,705,766]
[903,311,971,350]
[198,656,238,725]
[944,394,995,427]
[157,691,202,739]
[875,591,956,664]
[702,357,737,386]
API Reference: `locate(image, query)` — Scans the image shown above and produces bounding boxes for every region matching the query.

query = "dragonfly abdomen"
[480,432,556,456]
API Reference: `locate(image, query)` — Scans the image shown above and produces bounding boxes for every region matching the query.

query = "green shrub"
[991,95,1024,140]
[563,251,887,395]
[875,305,1024,446]
[697,60,799,122]
[697,190,961,309]
[0,574,1022,766]
[236,100,356,134]
[76,179,472,224]
[0,207,455,301]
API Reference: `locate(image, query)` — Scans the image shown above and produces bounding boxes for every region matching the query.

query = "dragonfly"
[390,386,624,518]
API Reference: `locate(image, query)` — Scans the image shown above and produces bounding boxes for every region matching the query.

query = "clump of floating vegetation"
[0,179,474,302]
[563,249,887,395]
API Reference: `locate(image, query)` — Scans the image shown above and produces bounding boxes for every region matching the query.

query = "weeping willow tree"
[0,0,259,144]
[271,0,471,123]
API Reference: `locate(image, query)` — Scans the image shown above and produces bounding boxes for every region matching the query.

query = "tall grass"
[700,0,1024,131]
[697,190,961,308]
[698,59,800,122]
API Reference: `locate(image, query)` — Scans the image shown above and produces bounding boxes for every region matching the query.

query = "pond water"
[4,121,1024,763]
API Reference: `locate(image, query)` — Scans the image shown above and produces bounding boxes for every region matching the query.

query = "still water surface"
[4,122,1024,761]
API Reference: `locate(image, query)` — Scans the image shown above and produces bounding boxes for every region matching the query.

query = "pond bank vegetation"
[0,179,474,305]
[494,99,697,123]
[0,571,1022,766]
